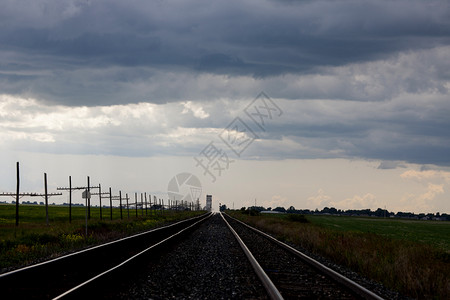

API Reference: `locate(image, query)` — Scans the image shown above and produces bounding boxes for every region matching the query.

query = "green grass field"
[307,215,450,252]
[0,203,144,224]
[0,203,161,240]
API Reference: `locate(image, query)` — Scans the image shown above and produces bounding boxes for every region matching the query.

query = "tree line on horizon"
[219,204,449,221]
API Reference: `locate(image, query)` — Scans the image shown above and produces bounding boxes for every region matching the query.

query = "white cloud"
[0,94,224,156]
[260,195,288,209]
[330,193,377,210]
[394,168,450,212]
[422,183,444,201]
[400,183,444,212]
[0,130,55,143]
[182,101,210,119]
[400,169,450,183]
[307,189,332,208]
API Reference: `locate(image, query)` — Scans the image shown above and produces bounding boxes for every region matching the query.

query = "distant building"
[206,195,212,212]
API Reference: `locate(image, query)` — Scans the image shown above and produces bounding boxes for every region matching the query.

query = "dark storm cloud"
[1,0,449,105]
[240,93,450,166]
[377,161,407,170]
[1,0,450,167]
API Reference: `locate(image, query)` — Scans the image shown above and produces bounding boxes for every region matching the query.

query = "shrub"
[60,233,84,245]
[241,209,260,216]
[287,214,309,223]
[19,233,58,246]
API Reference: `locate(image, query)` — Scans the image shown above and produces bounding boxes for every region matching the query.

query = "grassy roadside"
[228,211,450,299]
[0,204,205,272]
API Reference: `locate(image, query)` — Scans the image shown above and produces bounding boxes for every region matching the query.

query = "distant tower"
[206,195,212,212]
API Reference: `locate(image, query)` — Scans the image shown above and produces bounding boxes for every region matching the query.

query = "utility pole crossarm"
[0,192,62,198]
[31,193,63,198]
[57,186,99,191]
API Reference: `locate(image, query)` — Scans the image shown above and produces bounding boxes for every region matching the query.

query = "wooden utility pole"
[84,187,88,237]
[44,173,49,226]
[87,176,90,220]
[69,176,72,223]
[126,193,129,219]
[102,187,129,221]
[91,185,109,221]
[141,193,144,216]
[57,178,98,222]
[119,191,123,220]
[1,163,61,226]
[135,192,138,217]
[144,192,148,215]
[109,187,113,220]
[99,184,102,220]
[15,162,19,226]
[106,191,128,220]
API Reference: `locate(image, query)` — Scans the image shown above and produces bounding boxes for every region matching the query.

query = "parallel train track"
[0,212,384,299]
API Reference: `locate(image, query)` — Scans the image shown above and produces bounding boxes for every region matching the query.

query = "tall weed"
[229,211,449,299]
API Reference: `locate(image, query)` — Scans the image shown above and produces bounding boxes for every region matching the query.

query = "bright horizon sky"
[1,0,449,213]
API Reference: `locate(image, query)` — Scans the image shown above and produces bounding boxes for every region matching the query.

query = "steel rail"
[220,212,284,300]
[0,212,209,279]
[53,212,213,299]
[225,213,384,300]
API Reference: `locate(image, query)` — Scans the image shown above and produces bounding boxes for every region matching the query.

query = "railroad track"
[1,212,386,299]
[222,213,384,300]
[0,212,212,299]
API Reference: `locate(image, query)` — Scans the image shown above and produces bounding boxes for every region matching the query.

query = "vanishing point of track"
[0,212,384,299]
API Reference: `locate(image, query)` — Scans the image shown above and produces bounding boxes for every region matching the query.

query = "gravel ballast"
[120,213,268,299]
[116,212,408,299]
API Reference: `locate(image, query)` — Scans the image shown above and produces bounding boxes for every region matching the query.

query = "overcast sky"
[1,0,449,213]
